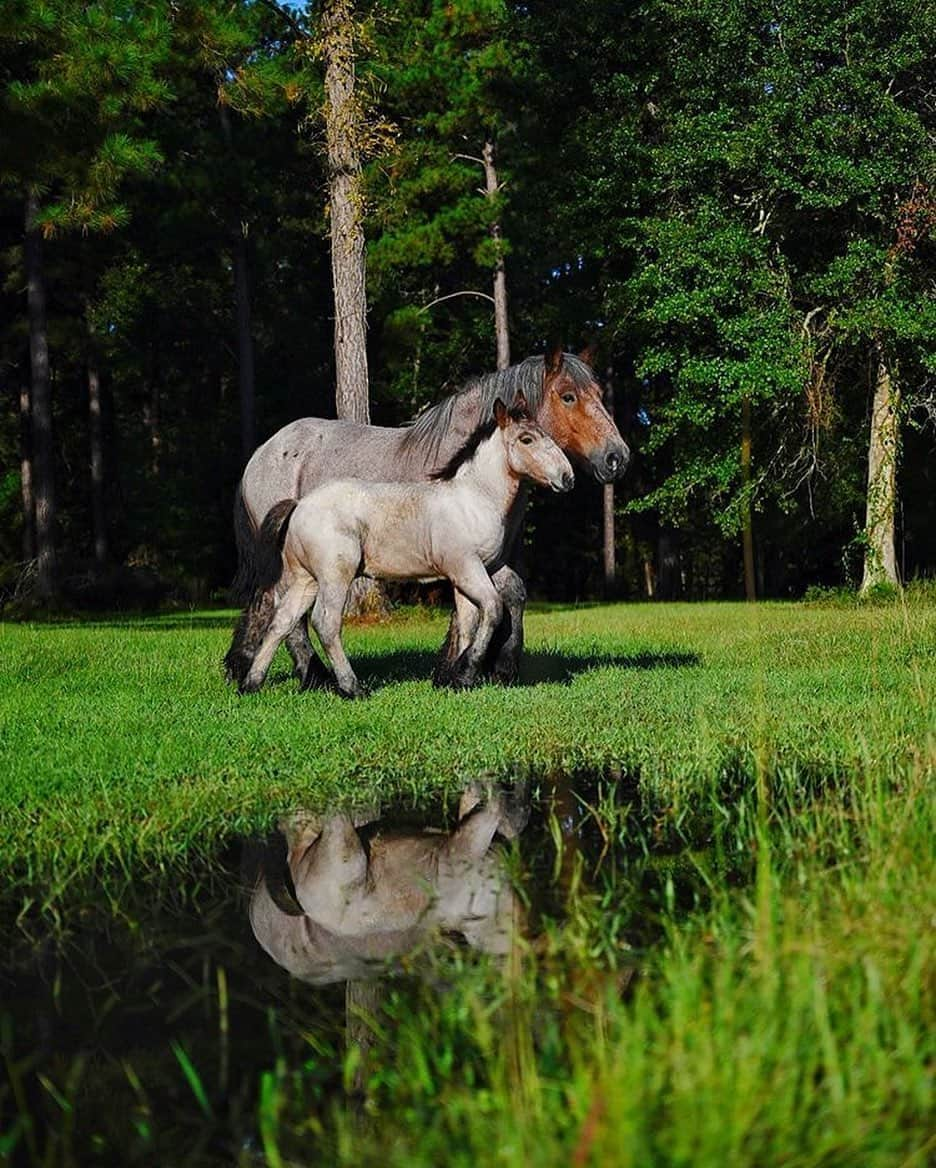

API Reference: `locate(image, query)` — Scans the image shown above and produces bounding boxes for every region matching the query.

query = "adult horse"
[232,345,629,686]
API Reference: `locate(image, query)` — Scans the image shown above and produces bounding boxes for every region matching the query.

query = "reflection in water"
[250,784,529,985]
[2,772,696,1164]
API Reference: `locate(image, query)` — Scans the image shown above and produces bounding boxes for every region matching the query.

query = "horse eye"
[519,434,534,445]
[561,393,576,405]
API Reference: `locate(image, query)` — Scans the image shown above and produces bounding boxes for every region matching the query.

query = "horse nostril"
[561,471,574,492]
[606,452,620,474]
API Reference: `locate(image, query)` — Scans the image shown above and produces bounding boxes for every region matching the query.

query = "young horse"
[232,346,628,687]
[225,400,573,696]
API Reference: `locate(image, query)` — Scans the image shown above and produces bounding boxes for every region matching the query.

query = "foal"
[225,399,573,696]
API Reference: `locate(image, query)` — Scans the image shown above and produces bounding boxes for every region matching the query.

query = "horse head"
[494,395,574,493]
[535,344,630,484]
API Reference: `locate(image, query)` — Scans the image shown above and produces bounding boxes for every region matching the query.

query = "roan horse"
[232,345,629,687]
[250,785,528,984]
[225,399,573,696]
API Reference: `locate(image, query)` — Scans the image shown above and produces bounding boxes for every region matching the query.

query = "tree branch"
[420,290,496,312]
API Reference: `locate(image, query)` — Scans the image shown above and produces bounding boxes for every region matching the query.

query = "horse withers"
[224,398,573,696]
[232,345,628,687]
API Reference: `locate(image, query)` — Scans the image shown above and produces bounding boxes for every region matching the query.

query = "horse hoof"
[238,678,262,695]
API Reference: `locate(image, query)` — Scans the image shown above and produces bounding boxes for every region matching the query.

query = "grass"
[0,598,933,1165]
[0,599,933,899]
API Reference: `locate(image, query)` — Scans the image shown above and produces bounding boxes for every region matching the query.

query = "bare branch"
[420,290,495,312]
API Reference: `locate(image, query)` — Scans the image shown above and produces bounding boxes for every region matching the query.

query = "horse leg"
[434,565,526,688]
[289,813,367,926]
[432,589,478,687]
[484,564,526,685]
[285,616,331,687]
[241,577,317,694]
[309,575,362,698]
[437,560,504,690]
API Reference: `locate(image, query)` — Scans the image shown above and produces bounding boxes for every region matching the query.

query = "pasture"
[0,598,933,1165]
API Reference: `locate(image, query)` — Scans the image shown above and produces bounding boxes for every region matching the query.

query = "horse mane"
[429,417,500,481]
[401,352,596,467]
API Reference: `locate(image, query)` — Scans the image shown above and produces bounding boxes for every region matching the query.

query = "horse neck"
[454,432,520,514]
[401,382,489,475]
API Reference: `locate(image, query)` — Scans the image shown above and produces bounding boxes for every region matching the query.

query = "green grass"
[0,599,933,1165]
[0,599,933,897]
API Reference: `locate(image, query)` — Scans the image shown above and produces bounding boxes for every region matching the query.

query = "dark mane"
[401,352,596,465]
[430,417,500,481]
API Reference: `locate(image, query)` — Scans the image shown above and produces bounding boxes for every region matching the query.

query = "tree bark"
[482,140,510,371]
[87,345,107,568]
[323,0,369,423]
[860,346,901,593]
[741,393,756,601]
[19,383,35,561]
[219,102,257,461]
[25,190,56,600]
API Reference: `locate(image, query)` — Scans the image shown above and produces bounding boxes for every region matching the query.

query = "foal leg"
[432,588,479,687]
[309,575,362,698]
[438,560,504,690]
[241,577,317,694]
[436,564,526,686]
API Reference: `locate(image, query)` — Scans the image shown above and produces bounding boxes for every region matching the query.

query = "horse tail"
[224,499,299,685]
[230,481,259,605]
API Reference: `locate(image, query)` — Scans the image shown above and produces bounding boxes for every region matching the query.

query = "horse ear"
[513,390,531,419]
[578,342,598,368]
[493,398,509,427]
[544,341,564,376]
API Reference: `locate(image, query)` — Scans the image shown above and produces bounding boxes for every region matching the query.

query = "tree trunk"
[860,346,901,593]
[482,140,510,371]
[323,0,369,423]
[25,190,56,600]
[219,102,257,462]
[601,374,615,595]
[741,393,756,601]
[87,346,107,568]
[19,383,35,561]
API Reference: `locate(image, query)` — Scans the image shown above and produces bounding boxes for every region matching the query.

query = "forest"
[2,0,934,609]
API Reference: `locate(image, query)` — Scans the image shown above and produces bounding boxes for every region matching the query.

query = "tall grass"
[290,764,932,1167]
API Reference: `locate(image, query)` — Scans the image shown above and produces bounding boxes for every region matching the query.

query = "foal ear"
[493,398,509,427]
[544,341,564,376]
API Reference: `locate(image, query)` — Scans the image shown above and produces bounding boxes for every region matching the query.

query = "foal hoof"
[238,677,262,695]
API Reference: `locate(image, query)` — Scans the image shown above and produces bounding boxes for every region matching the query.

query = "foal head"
[494,397,574,493]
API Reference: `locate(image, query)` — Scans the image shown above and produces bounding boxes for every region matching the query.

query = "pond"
[1,773,730,1166]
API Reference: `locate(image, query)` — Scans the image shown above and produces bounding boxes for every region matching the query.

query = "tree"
[321,0,370,422]
[2,0,171,596]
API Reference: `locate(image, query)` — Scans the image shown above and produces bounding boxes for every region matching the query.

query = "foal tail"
[224,499,299,685]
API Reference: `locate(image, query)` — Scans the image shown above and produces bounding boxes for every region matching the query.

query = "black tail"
[224,499,299,685]
[230,482,259,605]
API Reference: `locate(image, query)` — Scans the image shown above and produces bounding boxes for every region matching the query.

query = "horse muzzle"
[552,470,575,493]
[593,442,630,483]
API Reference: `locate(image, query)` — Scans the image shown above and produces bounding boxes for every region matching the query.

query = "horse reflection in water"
[250,786,528,985]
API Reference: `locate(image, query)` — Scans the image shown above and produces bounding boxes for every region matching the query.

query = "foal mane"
[401,352,596,467]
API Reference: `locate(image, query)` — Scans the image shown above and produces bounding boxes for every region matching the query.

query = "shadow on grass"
[263,647,702,693]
